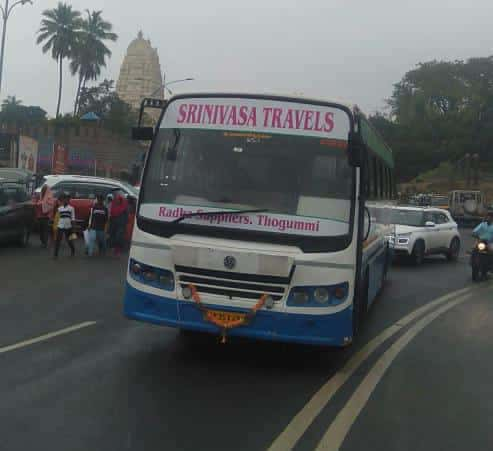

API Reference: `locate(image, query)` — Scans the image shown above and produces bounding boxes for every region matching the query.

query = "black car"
[0,181,34,246]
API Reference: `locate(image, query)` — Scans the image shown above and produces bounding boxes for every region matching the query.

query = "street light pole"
[164,78,195,96]
[149,76,194,98]
[0,0,33,93]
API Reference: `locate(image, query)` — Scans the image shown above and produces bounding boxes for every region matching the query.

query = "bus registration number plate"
[205,309,247,323]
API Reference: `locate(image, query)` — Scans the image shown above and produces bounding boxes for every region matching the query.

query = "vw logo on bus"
[224,256,236,270]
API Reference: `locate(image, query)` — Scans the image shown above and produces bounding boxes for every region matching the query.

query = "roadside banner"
[18,136,38,173]
[52,144,68,174]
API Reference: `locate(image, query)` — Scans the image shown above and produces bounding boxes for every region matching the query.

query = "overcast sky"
[3,0,493,117]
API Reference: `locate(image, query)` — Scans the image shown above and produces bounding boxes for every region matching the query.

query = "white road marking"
[267,286,473,451]
[315,293,471,451]
[0,321,97,355]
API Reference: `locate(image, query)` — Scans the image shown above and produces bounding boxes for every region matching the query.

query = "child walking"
[54,193,76,258]
[87,194,108,256]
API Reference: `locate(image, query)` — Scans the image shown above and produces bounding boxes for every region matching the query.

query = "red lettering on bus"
[177,104,188,123]
[304,110,314,130]
[324,112,334,132]
[187,104,198,123]
[272,108,282,128]
[263,107,273,127]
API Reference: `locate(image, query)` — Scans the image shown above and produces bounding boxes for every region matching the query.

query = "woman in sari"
[108,193,128,257]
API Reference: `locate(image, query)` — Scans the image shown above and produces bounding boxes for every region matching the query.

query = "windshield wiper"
[172,209,268,224]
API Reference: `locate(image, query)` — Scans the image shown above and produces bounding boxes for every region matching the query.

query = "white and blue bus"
[124,93,395,346]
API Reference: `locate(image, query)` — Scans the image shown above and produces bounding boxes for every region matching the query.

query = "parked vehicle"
[388,206,461,264]
[0,181,34,246]
[449,190,487,225]
[0,168,36,194]
[430,195,449,210]
[33,175,138,227]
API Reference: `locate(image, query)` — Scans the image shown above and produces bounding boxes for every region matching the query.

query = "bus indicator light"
[182,286,193,299]
[334,286,346,300]
[265,296,275,309]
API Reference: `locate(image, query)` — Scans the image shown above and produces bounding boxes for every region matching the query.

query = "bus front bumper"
[124,283,353,347]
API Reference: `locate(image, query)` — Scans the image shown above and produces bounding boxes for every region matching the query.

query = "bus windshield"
[139,97,354,249]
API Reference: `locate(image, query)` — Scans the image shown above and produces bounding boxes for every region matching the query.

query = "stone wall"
[0,123,146,180]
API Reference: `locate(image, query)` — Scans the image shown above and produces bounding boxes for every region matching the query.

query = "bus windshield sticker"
[139,203,349,237]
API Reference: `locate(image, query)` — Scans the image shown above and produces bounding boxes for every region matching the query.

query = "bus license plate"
[205,310,246,323]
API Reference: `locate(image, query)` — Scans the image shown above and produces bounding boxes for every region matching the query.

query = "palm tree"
[1,96,22,110]
[36,3,81,117]
[71,10,117,116]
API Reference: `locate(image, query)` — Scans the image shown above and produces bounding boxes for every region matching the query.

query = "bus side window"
[365,154,371,199]
[390,169,395,199]
[378,161,384,199]
[380,162,387,199]
[372,157,379,199]
[368,155,377,199]
[385,168,390,199]
[385,167,391,199]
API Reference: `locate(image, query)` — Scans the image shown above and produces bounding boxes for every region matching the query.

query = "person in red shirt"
[108,192,128,257]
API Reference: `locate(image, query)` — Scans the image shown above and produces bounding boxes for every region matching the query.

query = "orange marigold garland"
[188,284,267,344]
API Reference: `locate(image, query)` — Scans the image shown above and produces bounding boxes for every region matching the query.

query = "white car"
[389,207,461,265]
[34,174,138,199]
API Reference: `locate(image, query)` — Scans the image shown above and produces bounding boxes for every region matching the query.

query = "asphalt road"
[0,231,492,451]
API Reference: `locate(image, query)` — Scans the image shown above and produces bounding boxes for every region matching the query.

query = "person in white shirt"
[54,193,76,258]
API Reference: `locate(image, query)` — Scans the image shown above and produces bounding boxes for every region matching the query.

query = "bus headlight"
[287,283,349,307]
[292,290,309,305]
[159,273,175,289]
[314,287,330,304]
[129,259,174,291]
[130,262,142,275]
[143,270,158,283]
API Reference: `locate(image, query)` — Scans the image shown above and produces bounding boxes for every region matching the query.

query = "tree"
[71,10,117,116]
[37,2,81,118]
[78,79,138,136]
[372,57,493,182]
[2,95,22,110]
[0,96,47,125]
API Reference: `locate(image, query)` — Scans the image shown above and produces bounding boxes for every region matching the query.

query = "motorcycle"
[471,239,493,282]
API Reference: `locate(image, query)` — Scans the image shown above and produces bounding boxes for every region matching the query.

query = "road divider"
[315,293,471,450]
[0,321,97,355]
[267,285,476,451]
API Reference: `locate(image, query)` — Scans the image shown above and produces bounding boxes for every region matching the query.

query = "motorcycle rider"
[471,212,493,280]
[473,211,493,243]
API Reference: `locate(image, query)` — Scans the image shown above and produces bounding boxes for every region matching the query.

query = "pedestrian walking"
[108,192,128,257]
[54,193,76,258]
[87,194,108,256]
[38,184,55,248]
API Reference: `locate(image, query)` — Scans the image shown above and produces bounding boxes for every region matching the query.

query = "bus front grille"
[175,265,289,304]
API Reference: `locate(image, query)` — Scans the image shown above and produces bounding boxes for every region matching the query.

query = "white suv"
[389,207,461,265]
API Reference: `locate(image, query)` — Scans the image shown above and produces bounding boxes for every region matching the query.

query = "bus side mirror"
[348,132,363,167]
[132,127,154,141]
